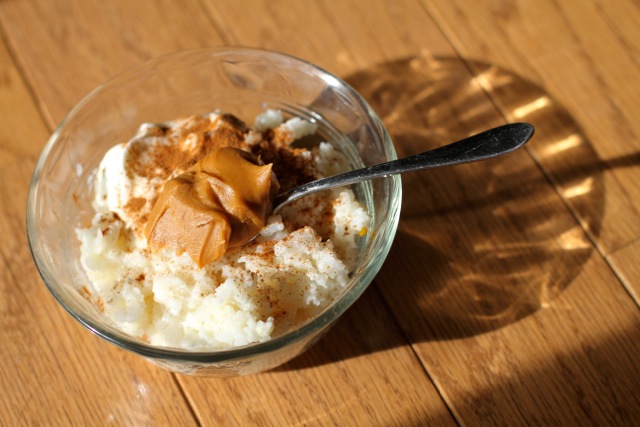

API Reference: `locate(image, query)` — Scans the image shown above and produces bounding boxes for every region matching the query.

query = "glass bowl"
[26,47,401,376]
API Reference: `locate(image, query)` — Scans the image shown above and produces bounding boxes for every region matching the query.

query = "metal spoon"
[272,122,534,213]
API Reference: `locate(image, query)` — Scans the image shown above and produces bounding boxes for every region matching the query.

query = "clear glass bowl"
[27,47,401,376]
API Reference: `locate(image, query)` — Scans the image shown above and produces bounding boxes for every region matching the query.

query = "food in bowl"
[28,47,401,376]
[76,109,370,351]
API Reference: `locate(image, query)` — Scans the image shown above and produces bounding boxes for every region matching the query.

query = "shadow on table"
[277,53,623,370]
[276,318,640,424]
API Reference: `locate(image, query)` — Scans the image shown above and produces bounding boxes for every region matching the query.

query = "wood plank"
[179,0,462,424]
[407,257,640,426]
[201,0,354,74]
[4,0,638,425]
[0,36,198,426]
[0,0,222,127]
[1,0,455,424]
[349,51,640,426]
[180,289,456,426]
[421,0,640,255]
[609,240,640,305]
[200,0,454,75]
[198,0,640,424]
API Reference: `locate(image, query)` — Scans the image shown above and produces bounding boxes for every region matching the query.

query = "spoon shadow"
[277,54,608,370]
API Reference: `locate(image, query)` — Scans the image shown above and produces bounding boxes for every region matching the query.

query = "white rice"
[76,112,369,351]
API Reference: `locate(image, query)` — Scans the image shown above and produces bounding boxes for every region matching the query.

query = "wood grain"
[200,0,455,75]
[0,0,222,127]
[346,40,640,427]
[0,0,638,425]
[421,0,640,256]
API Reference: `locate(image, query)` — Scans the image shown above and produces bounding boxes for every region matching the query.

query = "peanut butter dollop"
[144,147,279,267]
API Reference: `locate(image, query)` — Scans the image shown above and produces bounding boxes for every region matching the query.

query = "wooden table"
[1,0,638,425]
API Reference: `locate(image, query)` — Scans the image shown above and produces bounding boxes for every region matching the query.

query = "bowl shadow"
[278,54,612,370]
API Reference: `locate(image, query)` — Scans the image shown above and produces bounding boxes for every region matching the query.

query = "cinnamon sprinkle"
[117,112,326,245]
[250,131,318,192]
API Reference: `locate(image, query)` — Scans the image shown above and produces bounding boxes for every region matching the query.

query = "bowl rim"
[27,46,402,363]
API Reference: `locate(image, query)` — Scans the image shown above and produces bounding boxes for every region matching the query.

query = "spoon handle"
[273,122,534,211]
